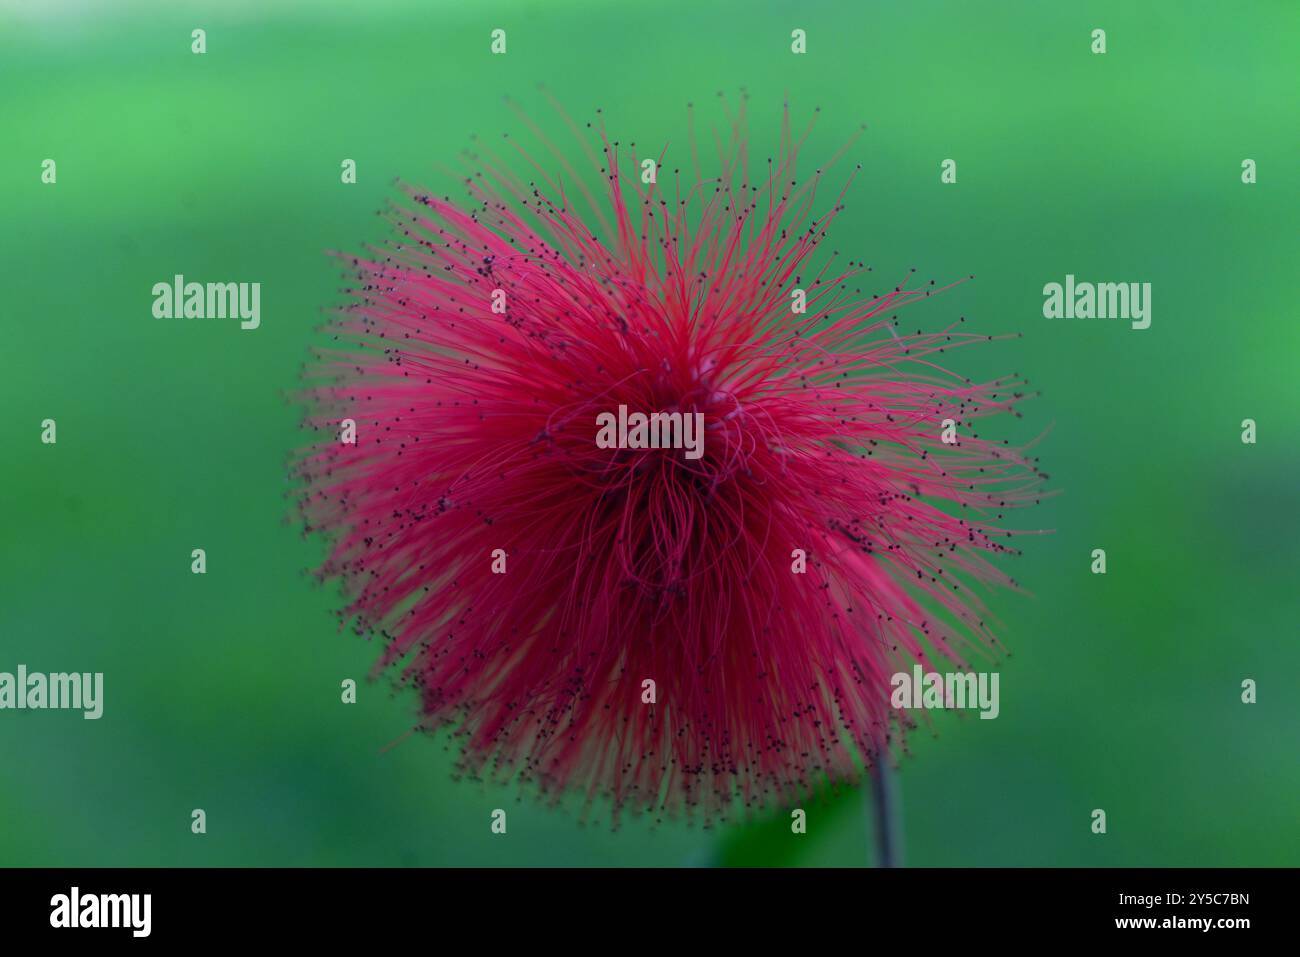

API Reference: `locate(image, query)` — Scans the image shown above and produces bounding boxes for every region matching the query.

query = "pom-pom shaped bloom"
[297,98,1045,822]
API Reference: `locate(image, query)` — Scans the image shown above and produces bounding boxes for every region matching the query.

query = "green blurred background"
[2,0,1297,867]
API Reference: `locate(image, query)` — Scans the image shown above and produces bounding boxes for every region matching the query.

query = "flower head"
[297,97,1045,822]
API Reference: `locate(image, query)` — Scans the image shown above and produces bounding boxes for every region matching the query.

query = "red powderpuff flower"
[296,97,1045,824]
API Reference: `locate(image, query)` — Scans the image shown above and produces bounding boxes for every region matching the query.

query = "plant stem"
[868,756,903,868]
